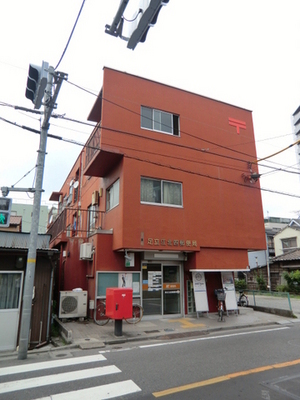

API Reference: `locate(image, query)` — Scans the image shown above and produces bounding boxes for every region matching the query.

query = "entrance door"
[142,264,162,315]
[142,263,181,316]
[0,271,23,351]
[163,265,181,314]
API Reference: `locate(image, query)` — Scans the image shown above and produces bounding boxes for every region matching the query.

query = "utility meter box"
[106,288,133,320]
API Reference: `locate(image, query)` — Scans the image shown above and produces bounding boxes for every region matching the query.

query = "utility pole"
[18,65,67,360]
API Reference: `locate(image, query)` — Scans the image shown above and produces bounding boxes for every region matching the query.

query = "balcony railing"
[85,126,101,169]
[47,207,103,242]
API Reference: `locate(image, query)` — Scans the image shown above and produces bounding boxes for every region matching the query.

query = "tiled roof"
[9,216,22,225]
[272,248,300,262]
[0,232,56,251]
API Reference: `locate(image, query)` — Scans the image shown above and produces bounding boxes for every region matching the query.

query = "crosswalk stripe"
[34,380,142,400]
[0,354,107,377]
[0,365,120,394]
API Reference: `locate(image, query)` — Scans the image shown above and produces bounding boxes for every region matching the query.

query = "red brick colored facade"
[48,67,266,316]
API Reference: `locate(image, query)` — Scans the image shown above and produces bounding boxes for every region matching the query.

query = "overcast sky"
[1,0,300,219]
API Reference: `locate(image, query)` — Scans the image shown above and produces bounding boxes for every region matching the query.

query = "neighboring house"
[270,248,300,289]
[246,219,300,290]
[273,224,300,257]
[0,232,59,351]
[47,67,266,317]
[11,203,49,234]
[246,217,290,288]
[0,215,22,233]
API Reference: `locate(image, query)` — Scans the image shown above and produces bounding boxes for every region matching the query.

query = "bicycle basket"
[217,292,226,301]
[214,289,226,301]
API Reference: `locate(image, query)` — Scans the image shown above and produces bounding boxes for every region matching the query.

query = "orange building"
[48,67,266,318]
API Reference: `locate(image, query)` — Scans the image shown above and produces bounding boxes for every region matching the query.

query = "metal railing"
[243,290,293,312]
[85,126,101,168]
[47,207,103,241]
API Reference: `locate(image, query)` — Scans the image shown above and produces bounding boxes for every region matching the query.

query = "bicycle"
[94,300,144,326]
[215,288,226,322]
[237,289,249,307]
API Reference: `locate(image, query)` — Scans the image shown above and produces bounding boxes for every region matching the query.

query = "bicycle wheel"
[94,301,110,326]
[240,295,248,307]
[125,304,143,324]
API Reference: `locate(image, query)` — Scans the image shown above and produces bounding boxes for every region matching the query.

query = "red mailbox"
[106,288,133,320]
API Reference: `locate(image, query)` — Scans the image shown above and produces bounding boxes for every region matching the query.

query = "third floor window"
[141,106,179,136]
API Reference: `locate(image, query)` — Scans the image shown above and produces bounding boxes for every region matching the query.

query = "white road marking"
[0,365,120,394]
[139,327,290,349]
[0,354,107,377]
[34,380,142,400]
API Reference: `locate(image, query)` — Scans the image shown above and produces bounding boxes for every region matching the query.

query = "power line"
[1,113,300,200]
[66,79,299,171]
[1,107,299,181]
[54,0,86,70]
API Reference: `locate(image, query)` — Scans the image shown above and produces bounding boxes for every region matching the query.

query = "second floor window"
[88,204,97,233]
[281,237,297,253]
[106,179,120,211]
[141,178,182,206]
[141,106,179,136]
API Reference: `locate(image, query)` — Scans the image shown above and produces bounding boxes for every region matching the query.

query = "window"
[141,178,182,206]
[0,272,22,309]
[281,237,297,253]
[141,106,179,136]
[88,204,97,232]
[106,179,120,211]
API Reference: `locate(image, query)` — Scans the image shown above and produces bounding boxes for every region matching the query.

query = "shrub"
[283,270,300,294]
[256,272,267,291]
[235,279,247,290]
[276,284,288,292]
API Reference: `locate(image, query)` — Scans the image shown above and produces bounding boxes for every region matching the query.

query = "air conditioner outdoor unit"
[80,243,93,260]
[59,290,87,319]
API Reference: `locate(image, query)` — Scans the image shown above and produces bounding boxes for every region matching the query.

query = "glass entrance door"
[163,265,181,314]
[142,264,162,315]
[142,263,181,316]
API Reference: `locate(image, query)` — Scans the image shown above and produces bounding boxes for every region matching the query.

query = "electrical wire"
[1,114,300,200]
[54,0,86,70]
[1,96,300,179]
[67,79,299,168]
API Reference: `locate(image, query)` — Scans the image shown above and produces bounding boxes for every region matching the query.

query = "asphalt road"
[1,322,300,399]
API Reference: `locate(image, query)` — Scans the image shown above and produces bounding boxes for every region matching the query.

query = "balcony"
[47,207,103,245]
[84,125,123,177]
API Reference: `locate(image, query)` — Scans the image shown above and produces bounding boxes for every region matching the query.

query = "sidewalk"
[52,307,299,350]
[1,308,298,359]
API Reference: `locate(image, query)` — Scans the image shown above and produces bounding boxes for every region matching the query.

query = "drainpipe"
[46,259,55,342]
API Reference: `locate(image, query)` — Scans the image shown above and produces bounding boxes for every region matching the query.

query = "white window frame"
[106,179,120,211]
[141,106,180,136]
[88,204,97,232]
[141,177,183,207]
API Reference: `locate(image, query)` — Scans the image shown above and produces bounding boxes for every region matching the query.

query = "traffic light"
[25,61,49,109]
[127,0,169,50]
[0,197,12,228]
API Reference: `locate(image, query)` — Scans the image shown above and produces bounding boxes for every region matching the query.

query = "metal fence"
[244,290,293,312]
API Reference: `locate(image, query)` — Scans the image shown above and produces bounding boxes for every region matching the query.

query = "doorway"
[142,263,182,316]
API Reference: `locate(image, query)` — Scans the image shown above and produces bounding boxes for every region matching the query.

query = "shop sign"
[147,238,197,247]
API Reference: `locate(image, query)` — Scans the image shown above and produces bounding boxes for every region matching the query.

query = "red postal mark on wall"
[228,117,246,134]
